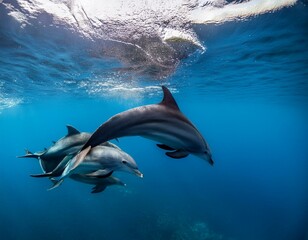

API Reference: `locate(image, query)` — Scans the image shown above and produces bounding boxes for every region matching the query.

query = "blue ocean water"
[0,1,307,240]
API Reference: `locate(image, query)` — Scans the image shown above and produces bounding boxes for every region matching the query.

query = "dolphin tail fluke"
[17,149,40,159]
[30,172,53,178]
[48,179,64,191]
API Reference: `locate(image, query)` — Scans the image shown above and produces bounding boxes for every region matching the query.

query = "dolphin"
[80,86,213,165]
[32,145,143,190]
[27,142,127,178]
[18,125,121,173]
[18,125,91,172]
[69,174,126,193]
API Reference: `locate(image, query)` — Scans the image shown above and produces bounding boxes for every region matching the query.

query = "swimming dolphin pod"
[19,125,141,192]
[19,86,213,194]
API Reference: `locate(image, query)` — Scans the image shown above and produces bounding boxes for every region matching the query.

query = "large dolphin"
[32,145,143,189]
[80,86,213,165]
[70,174,126,194]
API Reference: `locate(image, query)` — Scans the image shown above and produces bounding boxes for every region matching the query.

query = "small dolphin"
[32,145,143,190]
[70,174,126,193]
[18,125,91,172]
[80,86,213,165]
[18,125,121,174]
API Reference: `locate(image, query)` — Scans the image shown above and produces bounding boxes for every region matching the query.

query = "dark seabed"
[0,1,307,240]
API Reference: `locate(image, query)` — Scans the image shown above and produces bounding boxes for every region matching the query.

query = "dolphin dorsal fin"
[66,125,80,136]
[159,86,180,111]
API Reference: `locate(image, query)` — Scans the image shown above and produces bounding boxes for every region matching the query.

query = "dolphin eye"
[122,160,128,164]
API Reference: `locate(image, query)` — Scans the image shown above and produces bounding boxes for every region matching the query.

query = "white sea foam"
[189,0,297,24]
[5,0,297,50]
[7,0,298,29]
[3,0,296,77]
[2,1,299,67]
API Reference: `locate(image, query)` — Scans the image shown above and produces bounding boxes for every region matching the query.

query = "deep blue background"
[1,95,307,240]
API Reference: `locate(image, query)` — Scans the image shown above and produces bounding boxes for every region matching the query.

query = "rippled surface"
[1,0,307,111]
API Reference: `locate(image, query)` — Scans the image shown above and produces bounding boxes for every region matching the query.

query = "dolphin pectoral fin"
[48,179,64,191]
[156,144,175,151]
[166,150,189,159]
[86,170,113,178]
[91,184,107,193]
[70,146,91,172]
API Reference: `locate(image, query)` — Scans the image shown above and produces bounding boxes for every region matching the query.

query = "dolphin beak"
[195,152,214,166]
[133,169,144,178]
[208,156,214,166]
